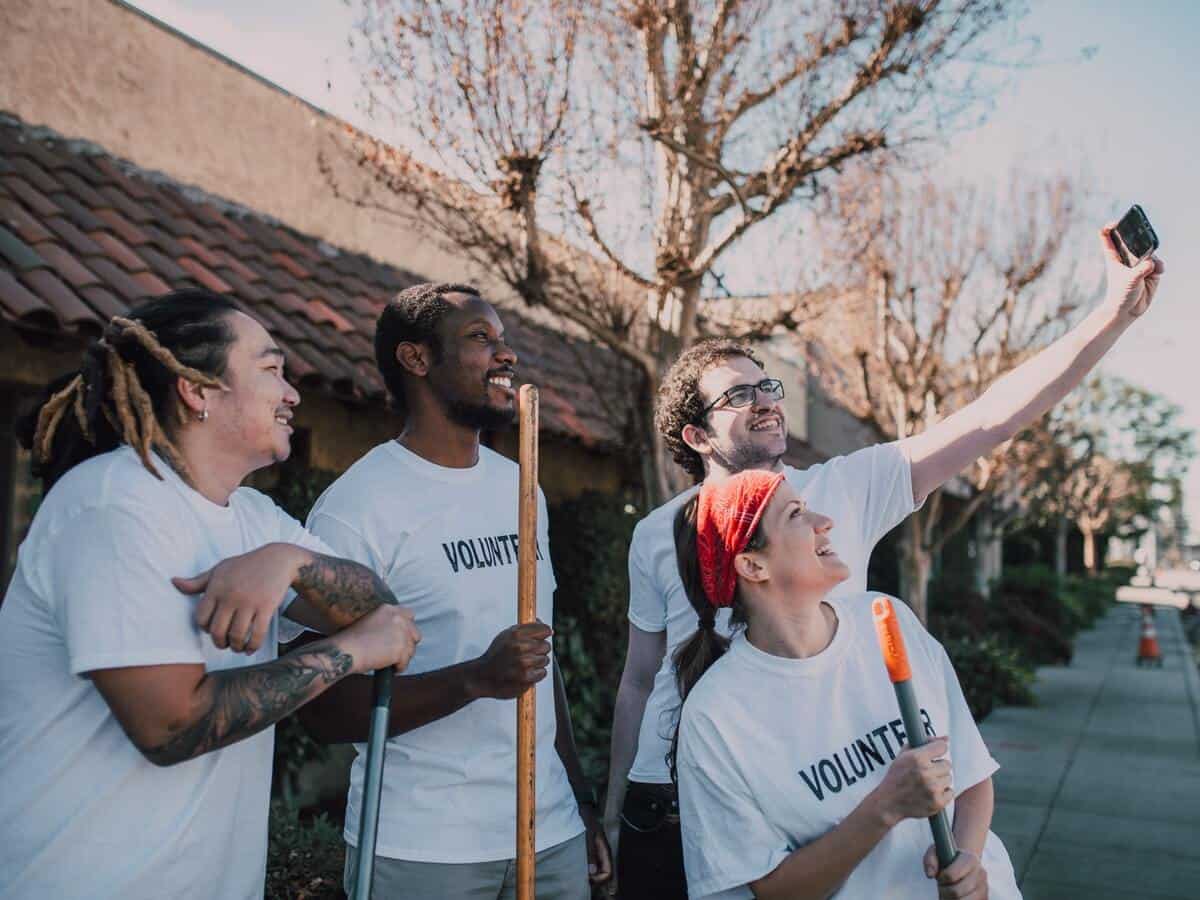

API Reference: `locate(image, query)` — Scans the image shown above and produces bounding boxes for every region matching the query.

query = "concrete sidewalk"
[981,604,1200,899]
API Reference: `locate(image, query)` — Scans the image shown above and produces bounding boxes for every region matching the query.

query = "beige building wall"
[0,0,508,298]
[0,0,631,506]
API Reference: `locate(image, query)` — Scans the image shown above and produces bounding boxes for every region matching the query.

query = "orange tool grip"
[872,596,911,683]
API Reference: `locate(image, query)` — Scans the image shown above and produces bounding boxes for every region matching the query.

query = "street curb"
[1163,607,1200,756]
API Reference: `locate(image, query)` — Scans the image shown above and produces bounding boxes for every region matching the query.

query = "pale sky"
[128,0,1200,536]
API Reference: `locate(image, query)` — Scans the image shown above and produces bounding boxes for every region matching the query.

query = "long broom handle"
[516,384,539,900]
[871,597,958,870]
[352,665,394,900]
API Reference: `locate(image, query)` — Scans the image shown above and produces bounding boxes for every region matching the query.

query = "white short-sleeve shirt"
[627,443,919,783]
[0,447,330,900]
[306,441,583,864]
[677,593,1021,900]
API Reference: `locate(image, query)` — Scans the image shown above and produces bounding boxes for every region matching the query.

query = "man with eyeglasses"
[603,224,1164,899]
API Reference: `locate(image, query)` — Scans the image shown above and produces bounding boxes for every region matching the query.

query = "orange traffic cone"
[1136,605,1163,667]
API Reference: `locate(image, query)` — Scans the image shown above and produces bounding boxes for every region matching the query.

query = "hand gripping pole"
[871,597,958,870]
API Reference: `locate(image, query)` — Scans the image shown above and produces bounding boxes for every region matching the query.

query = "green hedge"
[546,490,640,783]
[942,636,1035,720]
[927,564,1120,721]
[260,467,340,802]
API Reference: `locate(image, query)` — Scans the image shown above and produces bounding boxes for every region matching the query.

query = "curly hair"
[654,339,762,483]
[375,282,481,414]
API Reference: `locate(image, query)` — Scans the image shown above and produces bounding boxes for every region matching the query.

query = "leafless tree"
[329,0,1027,502]
[804,166,1088,620]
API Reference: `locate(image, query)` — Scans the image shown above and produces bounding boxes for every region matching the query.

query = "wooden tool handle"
[516,384,539,900]
[871,596,912,684]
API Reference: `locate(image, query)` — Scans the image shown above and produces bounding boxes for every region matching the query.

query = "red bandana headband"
[696,470,786,609]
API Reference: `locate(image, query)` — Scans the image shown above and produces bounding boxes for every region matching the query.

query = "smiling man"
[296,282,611,899]
[604,225,1164,899]
[0,289,420,900]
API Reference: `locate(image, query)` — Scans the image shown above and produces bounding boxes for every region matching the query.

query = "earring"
[198,409,209,422]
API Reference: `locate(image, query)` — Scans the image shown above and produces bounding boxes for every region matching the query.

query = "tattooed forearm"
[293,554,397,629]
[144,641,354,766]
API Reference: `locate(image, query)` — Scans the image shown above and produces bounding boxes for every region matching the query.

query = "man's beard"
[708,437,784,474]
[446,396,515,431]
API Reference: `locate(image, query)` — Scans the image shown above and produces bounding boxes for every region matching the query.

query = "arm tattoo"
[144,642,353,766]
[294,554,398,626]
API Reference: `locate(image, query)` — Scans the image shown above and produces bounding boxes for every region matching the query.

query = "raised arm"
[904,225,1163,504]
[91,604,419,767]
[296,621,552,744]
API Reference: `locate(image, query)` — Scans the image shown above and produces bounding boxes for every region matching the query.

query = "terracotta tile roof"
[0,113,637,450]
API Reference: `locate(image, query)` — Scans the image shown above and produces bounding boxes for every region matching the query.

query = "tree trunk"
[973,505,1003,598]
[898,517,933,623]
[1081,524,1098,575]
[1054,516,1069,577]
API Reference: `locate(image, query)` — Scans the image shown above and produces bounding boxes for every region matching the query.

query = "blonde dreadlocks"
[20,291,238,490]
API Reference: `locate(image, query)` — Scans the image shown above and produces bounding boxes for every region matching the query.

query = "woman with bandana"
[670,470,1021,900]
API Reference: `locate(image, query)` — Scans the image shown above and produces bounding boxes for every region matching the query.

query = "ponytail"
[666,490,771,781]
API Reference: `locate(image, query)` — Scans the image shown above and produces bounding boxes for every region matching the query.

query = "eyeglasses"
[696,378,785,421]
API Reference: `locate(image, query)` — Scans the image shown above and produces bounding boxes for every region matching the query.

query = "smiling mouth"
[275,414,293,428]
[750,415,783,432]
[816,544,837,558]
[487,372,515,393]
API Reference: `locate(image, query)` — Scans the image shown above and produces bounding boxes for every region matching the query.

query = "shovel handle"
[872,598,958,871]
[352,665,394,900]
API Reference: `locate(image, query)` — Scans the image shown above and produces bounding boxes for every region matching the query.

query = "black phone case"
[1113,205,1158,265]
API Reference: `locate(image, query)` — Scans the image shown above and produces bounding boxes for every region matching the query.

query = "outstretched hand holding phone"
[1101,208,1163,321]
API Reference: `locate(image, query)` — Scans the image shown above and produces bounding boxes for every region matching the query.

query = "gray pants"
[343,833,590,900]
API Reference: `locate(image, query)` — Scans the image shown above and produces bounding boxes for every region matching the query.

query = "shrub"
[263,466,338,523]
[1061,574,1116,629]
[928,564,1120,721]
[547,490,640,784]
[260,466,340,801]
[265,801,345,899]
[989,565,1076,665]
[927,577,1036,721]
[942,636,1035,721]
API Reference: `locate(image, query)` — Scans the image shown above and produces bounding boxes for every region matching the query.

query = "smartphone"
[1111,204,1159,266]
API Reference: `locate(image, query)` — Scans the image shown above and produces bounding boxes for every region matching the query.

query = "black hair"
[374,282,481,414]
[16,289,238,490]
[655,339,763,483]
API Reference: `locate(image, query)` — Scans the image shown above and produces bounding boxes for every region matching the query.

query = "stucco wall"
[0,0,500,292]
[805,373,880,461]
[0,329,89,389]
[0,1,629,499]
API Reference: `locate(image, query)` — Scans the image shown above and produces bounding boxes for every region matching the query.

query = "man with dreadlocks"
[0,289,421,900]
[294,283,612,898]
[603,225,1164,898]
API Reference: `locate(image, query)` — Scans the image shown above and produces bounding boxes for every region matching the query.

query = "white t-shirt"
[677,593,1021,900]
[306,441,583,864]
[0,446,328,900]
[627,443,918,783]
